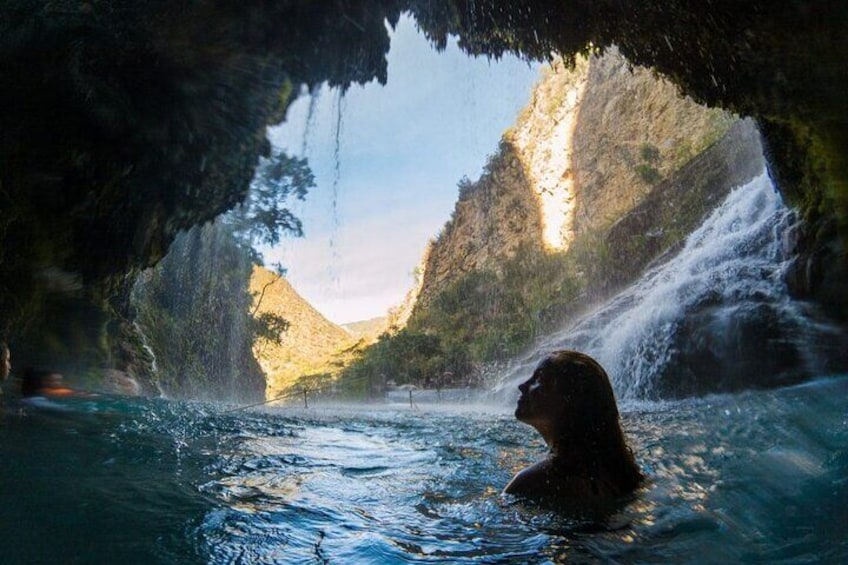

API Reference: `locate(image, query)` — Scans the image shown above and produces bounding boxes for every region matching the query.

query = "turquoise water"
[2,376,847,564]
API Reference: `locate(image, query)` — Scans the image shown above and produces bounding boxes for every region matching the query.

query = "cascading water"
[131,220,266,403]
[495,171,846,403]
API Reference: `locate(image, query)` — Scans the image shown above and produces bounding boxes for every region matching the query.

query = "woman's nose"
[518,381,528,393]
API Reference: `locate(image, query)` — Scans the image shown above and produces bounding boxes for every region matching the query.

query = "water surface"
[3,376,847,563]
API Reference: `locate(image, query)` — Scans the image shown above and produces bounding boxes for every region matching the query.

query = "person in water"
[0,342,10,395]
[504,350,642,511]
[21,368,83,398]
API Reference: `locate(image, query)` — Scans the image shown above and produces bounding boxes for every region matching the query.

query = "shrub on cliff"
[337,244,581,392]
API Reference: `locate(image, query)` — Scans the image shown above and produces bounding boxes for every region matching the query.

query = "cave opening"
[2,3,848,562]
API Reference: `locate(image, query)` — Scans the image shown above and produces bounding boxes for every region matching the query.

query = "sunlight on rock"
[509,57,590,251]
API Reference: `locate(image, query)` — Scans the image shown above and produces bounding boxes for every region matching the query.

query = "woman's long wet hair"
[539,350,643,495]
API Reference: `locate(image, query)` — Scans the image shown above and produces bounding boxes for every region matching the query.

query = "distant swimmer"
[504,350,642,514]
[21,368,94,399]
[0,342,10,396]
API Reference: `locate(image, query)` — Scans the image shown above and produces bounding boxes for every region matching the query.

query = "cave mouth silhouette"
[1,1,846,380]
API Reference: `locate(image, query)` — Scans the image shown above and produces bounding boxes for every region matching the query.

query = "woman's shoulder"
[503,459,553,497]
[503,456,627,511]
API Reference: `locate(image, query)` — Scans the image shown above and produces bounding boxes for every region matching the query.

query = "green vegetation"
[335,244,583,396]
[228,150,313,249]
[636,143,663,185]
[636,164,662,185]
[131,151,314,400]
[132,224,264,401]
[640,143,661,163]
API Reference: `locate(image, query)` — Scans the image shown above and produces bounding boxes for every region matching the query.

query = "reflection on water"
[2,377,847,563]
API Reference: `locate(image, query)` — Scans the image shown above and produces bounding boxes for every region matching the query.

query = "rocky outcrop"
[415,140,544,308]
[0,0,405,375]
[414,50,738,312]
[568,52,735,236]
[602,119,764,293]
[410,0,848,321]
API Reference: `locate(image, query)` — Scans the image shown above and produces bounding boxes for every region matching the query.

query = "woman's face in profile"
[515,361,562,428]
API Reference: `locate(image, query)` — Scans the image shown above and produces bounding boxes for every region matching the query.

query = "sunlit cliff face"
[506,51,737,256]
[508,58,589,252]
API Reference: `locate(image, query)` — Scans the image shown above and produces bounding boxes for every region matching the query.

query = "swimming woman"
[504,350,642,512]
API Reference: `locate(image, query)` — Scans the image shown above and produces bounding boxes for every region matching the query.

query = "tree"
[132,148,315,400]
[226,149,315,257]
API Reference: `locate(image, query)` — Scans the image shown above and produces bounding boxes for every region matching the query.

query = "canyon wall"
[413,49,747,314]
[4,2,845,386]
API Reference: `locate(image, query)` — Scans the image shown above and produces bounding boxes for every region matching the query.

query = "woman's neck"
[549,433,604,461]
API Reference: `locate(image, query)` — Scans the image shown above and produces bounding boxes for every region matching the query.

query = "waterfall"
[131,319,170,398]
[131,221,266,403]
[495,172,845,402]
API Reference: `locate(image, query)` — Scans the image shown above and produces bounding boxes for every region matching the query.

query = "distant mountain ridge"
[342,317,388,340]
[250,266,358,397]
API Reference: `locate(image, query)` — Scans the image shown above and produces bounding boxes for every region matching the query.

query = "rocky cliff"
[414,50,740,312]
[337,49,768,391]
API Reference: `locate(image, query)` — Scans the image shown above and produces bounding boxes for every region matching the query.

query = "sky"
[262,15,541,324]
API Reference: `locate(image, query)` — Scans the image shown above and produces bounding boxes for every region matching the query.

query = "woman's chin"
[515,403,528,420]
